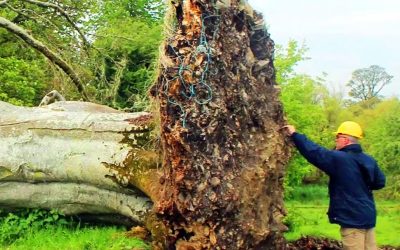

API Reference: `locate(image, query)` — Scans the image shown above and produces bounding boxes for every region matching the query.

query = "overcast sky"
[247,0,400,97]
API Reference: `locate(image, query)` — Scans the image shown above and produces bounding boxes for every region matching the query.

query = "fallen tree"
[0,100,160,224]
[1,0,292,249]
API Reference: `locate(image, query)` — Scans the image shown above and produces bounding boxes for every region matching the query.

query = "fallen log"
[0,100,160,224]
[0,182,151,222]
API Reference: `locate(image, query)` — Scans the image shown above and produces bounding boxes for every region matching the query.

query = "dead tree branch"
[39,90,66,106]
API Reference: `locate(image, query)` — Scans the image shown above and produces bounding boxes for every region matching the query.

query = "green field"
[2,185,399,249]
[284,186,400,247]
[284,202,400,246]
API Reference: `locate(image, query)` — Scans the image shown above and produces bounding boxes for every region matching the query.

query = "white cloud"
[316,10,400,37]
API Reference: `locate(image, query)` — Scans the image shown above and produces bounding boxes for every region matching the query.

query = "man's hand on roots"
[281,125,296,136]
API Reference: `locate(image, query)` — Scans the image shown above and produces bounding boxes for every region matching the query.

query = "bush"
[0,57,49,106]
[0,209,68,245]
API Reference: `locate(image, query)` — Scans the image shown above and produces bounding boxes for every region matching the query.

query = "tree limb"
[0,181,152,223]
[39,90,66,106]
[0,16,89,101]
[6,3,62,32]
[5,4,35,25]
[22,0,90,48]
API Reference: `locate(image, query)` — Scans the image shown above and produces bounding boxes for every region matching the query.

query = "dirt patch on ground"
[285,236,400,250]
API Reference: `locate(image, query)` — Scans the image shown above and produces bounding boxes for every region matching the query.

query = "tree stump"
[151,0,291,249]
[1,1,292,248]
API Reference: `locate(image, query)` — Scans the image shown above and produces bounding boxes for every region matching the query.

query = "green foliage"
[275,41,337,188]
[274,40,308,84]
[0,209,68,246]
[0,209,149,249]
[280,75,332,187]
[92,15,162,110]
[0,57,49,106]
[361,98,400,199]
[97,0,165,22]
[0,0,98,102]
[1,0,165,106]
[280,75,329,134]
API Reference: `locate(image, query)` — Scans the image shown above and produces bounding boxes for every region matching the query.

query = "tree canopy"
[0,0,163,109]
[347,65,393,102]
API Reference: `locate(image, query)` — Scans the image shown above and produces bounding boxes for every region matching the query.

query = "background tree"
[346,65,393,105]
[0,57,48,106]
[89,0,163,111]
[274,40,308,84]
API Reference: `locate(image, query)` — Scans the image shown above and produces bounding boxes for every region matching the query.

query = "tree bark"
[0,16,89,101]
[151,0,291,249]
[0,101,161,223]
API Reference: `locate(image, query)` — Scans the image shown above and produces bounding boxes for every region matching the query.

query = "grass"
[284,185,400,247]
[2,185,398,249]
[0,209,149,250]
[285,184,330,205]
[4,225,149,250]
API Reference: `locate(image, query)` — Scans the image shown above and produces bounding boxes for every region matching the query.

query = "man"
[283,121,385,250]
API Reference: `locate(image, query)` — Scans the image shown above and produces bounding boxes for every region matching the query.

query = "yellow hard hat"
[334,121,363,138]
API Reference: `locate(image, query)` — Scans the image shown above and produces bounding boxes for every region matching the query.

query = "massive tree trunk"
[0,100,160,224]
[151,0,291,249]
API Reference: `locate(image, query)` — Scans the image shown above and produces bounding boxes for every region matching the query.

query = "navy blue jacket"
[291,132,386,229]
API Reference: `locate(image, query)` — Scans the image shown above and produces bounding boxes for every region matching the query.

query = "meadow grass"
[4,225,149,250]
[2,185,398,249]
[284,185,400,247]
